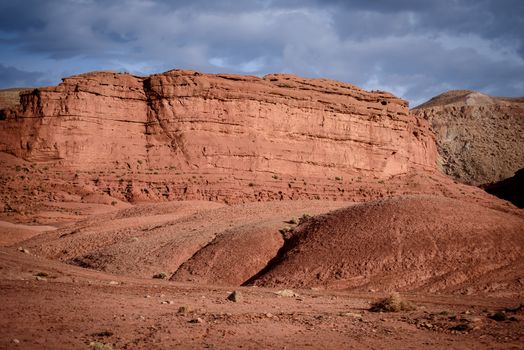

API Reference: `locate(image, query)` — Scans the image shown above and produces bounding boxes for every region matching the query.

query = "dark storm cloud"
[0,0,522,104]
[324,0,524,52]
[0,1,47,32]
[0,64,43,88]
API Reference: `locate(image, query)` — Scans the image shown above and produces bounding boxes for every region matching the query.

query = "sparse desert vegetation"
[370,292,416,312]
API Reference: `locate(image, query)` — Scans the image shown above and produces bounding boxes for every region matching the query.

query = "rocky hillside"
[0,70,438,209]
[412,90,524,185]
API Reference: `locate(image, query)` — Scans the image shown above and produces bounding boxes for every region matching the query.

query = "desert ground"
[1,197,523,349]
[0,71,523,349]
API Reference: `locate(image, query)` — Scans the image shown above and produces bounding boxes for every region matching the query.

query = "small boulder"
[178,306,191,314]
[17,247,30,254]
[189,317,204,324]
[227,290,243,302]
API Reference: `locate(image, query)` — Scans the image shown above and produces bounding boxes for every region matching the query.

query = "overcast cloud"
[0,0,523,105]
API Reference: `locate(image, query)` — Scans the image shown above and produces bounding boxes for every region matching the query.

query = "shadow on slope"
[483,168,524,208]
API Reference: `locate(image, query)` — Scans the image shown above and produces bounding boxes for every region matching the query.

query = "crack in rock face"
[0,69,437,204]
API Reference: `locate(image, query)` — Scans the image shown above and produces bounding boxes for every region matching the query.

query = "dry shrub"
[89,342,113,350]
[152,272,168,279]
[370,292,416,312]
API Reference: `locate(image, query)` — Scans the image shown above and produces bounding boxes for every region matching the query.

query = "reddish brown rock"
[2,70,519,227]
[1,72,524,350]
[0,73,149,164]
[142,71,436,178]
[0,70,436,204]
[412,90,524,185]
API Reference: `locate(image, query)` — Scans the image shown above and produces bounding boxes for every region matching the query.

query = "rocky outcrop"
[412,90,524,185]
[0,69,438,205]
[0,73,149,164]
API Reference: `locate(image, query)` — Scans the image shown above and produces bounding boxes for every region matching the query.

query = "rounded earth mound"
[250,195,524,295]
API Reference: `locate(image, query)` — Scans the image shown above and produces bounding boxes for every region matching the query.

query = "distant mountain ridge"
[0,88,30,113]
[412,89,524,185]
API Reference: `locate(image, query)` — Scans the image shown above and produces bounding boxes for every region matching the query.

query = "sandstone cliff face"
[0,73,149,164]
[0,70,437,205]
[144,71,436,177]
[412,90,524,185]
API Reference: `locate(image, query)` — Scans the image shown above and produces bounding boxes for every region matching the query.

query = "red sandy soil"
[0,197,522,349]
[0,73,523,349]
[11,197,524,296]
[18,200,350,281]
[1,243,524,350]
[0,220,56,247]
[251,196,524,296]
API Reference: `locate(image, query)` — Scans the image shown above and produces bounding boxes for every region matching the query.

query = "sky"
[0,0,523,106]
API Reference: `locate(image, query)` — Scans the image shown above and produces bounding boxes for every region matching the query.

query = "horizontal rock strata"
[0,69,437,204]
